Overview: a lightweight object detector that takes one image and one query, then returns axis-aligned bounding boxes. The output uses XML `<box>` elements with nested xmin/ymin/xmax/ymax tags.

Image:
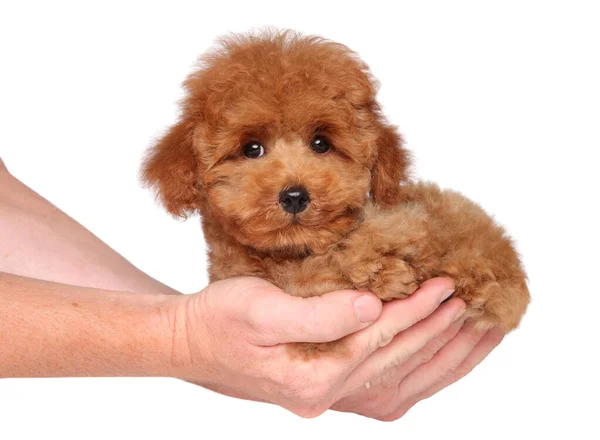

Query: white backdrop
<box><xmin>1</xmin><ymin>1</ymin><xmax>599</xmax><ymax>439</ymax></box>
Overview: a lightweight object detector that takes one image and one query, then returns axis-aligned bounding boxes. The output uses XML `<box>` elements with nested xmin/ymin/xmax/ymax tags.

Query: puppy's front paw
<box><xmin>288</xmin><ymin>340</ymin><xmax>351</xmax><ymax>359</ymax></box>
<box><xmin>346</xmin><ymin>257</ymin><xmax>420</xmax><ymax>301</ymax></box>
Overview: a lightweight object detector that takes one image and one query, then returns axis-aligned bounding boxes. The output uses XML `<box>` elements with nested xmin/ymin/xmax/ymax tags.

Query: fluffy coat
<box><xmin>142</xmin><ymin>30</ymin><xmax>530</xmax><ymax>347</ymax></box>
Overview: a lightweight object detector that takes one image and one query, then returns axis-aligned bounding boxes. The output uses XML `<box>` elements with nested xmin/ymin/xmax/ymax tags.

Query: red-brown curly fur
<box><xmin>143</xmin><ymin>30</ymin><xmax>529</xmax><ymax>338</ymax></box>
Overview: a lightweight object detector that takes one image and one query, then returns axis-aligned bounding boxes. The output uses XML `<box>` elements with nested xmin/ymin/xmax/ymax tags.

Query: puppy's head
<box><xmin>143</xmin><ymin>30</ymin><xmax>410</xmax><ymax>254</ymax></box>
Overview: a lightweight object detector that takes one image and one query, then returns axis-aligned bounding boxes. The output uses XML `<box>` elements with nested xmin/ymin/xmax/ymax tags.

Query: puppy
<box><xmin>143</xmin><ymin>30</ymin><xmax>530</xmax><ymax>347</ymax></box>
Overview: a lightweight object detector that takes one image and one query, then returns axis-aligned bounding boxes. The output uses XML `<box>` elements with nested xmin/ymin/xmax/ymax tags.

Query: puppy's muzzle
<box><xmin>279</xmin><ymin>186</ymin><xmax>310</xmax><ymax>214</ymax></box>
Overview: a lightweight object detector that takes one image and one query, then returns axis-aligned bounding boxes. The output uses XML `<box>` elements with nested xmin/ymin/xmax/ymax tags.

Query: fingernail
<box><xmin>441</xmin><ymin>289</ymin><xmax>455</xmax><ymax>303</ymax></box>
<box><xmin>354</xmin><ymin>295</ymin><xmax>380</xmax><ymax>323</ymax></box>
<box><xmin>453</xmin><ymin>307</ymin><xmax>466</xmax><ymax>322</ymax></box>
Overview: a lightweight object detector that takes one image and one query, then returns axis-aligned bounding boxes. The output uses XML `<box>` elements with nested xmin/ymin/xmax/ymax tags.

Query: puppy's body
<box><xmin>143</xmin><ymin>30</ymin><xmax>529</xmax><ymax>338</ymax></box>
<box><xmin>206</xmin><ymin>181</ymin><xmax>528</xmax><ymax>331</ymax></box>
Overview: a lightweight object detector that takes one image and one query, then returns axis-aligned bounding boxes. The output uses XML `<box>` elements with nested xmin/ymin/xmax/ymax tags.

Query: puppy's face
<box><xmin>143</xmin><ymin>31</ymin><xmax>410</xmax><ymax>255</ymax></box>
<box><xmin>201</xmin><ymin>125</ymin><xmax>371</xmax><ymax>254</ymax></box>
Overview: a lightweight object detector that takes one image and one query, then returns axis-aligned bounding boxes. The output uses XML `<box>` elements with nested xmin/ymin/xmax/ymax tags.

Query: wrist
<box><xmin>111</xmin><ymin>291</ymin><xmax>183</xmax><ymax>378</ymax></box>
<box><xmin>159</xmin><ymin>292</ymin><xmax>213</xmax><ymax>383</ymax></box>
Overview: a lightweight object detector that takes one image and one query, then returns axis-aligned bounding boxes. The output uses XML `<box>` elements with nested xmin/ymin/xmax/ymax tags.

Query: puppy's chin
<box><xmin>221</xmin><ymin>208</ymin><xmax>363</xmax><ymax>257</ymax></box>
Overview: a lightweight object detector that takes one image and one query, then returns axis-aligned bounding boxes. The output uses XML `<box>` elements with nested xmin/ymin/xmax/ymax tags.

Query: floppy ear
<box><xmin>141</xmin><ymin>118</ymin><xmax>200</xmax><ymax>218</ymax></box>
<box><xmin>370</xmin><ymin>123</ymin><xmax>411</xmax><ymax>208</ymax></box>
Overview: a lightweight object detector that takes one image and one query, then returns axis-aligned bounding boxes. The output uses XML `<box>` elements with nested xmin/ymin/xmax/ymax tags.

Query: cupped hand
<box><xmin>331</xmin><ymin>319</ymin><xmax>505</xmax><ymax>420</ymax></box>
<box><xmin>166</xmin><ymin>276</ymin><xmax>471</xmax><ymax>418</ymax></box>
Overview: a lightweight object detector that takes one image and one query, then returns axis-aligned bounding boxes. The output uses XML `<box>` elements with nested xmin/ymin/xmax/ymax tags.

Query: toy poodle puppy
<box><xmin>142</xmin><ymin>30</ymin><xmax>530</xmax><ymax>346</ymax></box>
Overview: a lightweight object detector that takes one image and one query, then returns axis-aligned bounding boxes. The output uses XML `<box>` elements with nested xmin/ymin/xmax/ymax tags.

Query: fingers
<box><xmin>347</xmin><ymin>278</ymin><xmax>455</xmax><ymax>362</ymax></box>
<box><xmin>342</xmin><ymin>296</ymin><xmax>465</xmax><ymax>394</ymax></box>
<box><xmin>379</xmin><ymin>313</ymin><xmax>466</xmax><ymax>388</ymax></box>
<box><xmin>330</xmin><ymin>317</ymin><xmax>466</xmax><ymax>418</ymax></box>
<box><xmin>394</xmin><ymin>320</ymin><xmax>487</xmax><ymax>397</ymax></box>
<box><xmin>409</xmin><ymin>325</ymin><xmax>505</xmax><ymax>400</ymax></box>
<box><xmin>248</xmin><ymin>288</ymin><xmax>383</xmax><ymax>345</ymax></box>
<box><xmin>379</xmin><ymin>324</ymin><xmax>504</xmax><ymax>421</ymax></box>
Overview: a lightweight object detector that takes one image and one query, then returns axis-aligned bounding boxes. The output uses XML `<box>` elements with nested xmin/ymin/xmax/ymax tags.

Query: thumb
<box><xmin>250</xmin><ymin>289</ymin><xmax>383</xmax><ymax>346</ymax></box>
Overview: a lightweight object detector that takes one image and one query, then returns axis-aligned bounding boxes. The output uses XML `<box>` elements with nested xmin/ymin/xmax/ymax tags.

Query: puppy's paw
<box><xmin>346</xmin><ymin>257</ymin><xmax>420</xmax><ymax>301</ymax></box>
<box><xmin>288</xmin><ymin>340</ymin><xmax>350</xmax><ymax>360</ymax></box>
<box><xmin>450</xmin><ymin>276</ymin><xmax>530</xmax><ymax>332</ymax></box>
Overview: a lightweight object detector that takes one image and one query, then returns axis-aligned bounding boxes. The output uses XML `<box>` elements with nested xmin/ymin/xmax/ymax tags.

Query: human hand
<box><xmin>165</xmin><ymin>276</ymin><xmax>467</xmax><ymax>418</ymax></box>
<box><xmin>331</xmin><ymin>319</ymin><xmax>505</xmax><ymax>420</ymax></box>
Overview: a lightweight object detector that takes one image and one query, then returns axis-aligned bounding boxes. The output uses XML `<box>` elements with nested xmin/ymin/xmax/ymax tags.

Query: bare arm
<box><xmin>0</xmin><ymin>159</ymin><xmax>177</xmax><ymax>295</ymax></box>
<box><xmin>0</xmin><ymin>272</ymin><xmax>176</xmax><ymax>378</ymax></box>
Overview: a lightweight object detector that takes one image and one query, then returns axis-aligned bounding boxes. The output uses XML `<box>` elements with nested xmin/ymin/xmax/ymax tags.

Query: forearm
<box><xmin>0</xmin><ymin>272</ymin><xmax>180</xmax><ymax>378</ymax></box>
<box><xmin>0</xmin><ymin>165</ymin><xmax>178</xmax><ymax>296</ymax></box>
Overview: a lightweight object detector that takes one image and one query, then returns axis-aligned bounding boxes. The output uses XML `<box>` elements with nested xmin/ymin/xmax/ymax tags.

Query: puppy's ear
<box><xmin>370</xmin><ymin>123</ymin><xmax>411</xmax><ymax>208</ymax></box>
<box><xmin>142</xmin><ymin>118</ymin><xmax>200</xmax><ymax>218</ymax></box>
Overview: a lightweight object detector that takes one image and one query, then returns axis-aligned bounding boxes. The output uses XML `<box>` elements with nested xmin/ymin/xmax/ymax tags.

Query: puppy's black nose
<box><xmin>279</xmin><ymin>186</ymin><xmax>310</xmax><ymax>214</ymax></box>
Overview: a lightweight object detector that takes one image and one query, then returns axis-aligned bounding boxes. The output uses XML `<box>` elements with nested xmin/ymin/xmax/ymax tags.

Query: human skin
<box><xmin>0</xmin><ymin>157</ymin><xmax>504</xmax><ymax>420</ymax></box>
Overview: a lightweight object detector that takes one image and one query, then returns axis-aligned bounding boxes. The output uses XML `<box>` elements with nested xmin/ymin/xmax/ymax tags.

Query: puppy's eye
<box><xmin>242</xmin><ymin>141</ymin><xmax>265</xmax><ymax>159</ymax></box>
<box><xmin>310</xmin><ymin>136</ymin><xmax>331</xmax><ymax>154</ymax></box>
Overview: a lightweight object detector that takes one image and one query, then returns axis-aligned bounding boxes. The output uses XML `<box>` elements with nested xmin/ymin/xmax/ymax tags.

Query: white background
<box><xmin>1</xmin><ymin>1</ymin><xmax>599</xmax><ymax>439</ymax></box>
